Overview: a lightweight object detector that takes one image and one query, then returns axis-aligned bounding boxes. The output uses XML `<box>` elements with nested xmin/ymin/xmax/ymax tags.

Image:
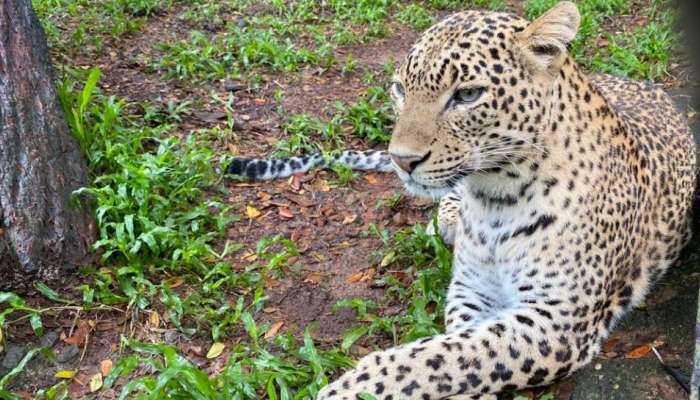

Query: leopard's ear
<box><xmin>516</xmin><ymin>1</ymin><xmax>580</xmax><ymax>74</ymax></box>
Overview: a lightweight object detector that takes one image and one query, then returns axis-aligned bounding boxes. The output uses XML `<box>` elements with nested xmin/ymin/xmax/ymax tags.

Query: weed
<box><xmin>276</xmin><ymin>114</ymin><xmax>323</xmax><ymax>156</ymax></box>
<box><xmin>397</xmin><ymin>4</ymin><xmax>436</xmax><ymax>30</ymax></box>
<box><xmin>108</xmin><ymin>327</ymin><xmax>353</xmax><ymax>399</ymax></box>
<box><xmin>342</xmin><ymin>86</ymin><xmax>394</xmax><ymax>143</ymax></box>
<box><xmin>377</xmin><ymin>192</ymin><xmax>403</xmax><ymax>210</ymax></box>
<box><xmin>342</xmin><ymin>54</ymin><xmax>359</xmax><ymax>75</ymax></box>
<box><xmin>331</xmin><ymin>163</ymin><xmax>357</xmax><ymax>185</ymax></box>
<box><xmin>155</xmin><ymin>25</ymin><xmax>327</xmax><ymax>82</ymax></box>
<box><xmin>337</xmin><ymin>223</ymin><xmax>453</xmax><ymax>347</ymax></box>
<box><xmin>591</xmin><ymin>7</ymin><xmax>677</xmax><ymax>80</ymax></box>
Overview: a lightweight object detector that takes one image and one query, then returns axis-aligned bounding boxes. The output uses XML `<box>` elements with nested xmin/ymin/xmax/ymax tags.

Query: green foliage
<box><xmin>109</xmin><ymin>327</ymin><xmax>353</xmax><ymax>399</ymax></box>
<box><xmin>342</xmin><ymin>86</ymin><xmax>394</xmax><ymax>143</ymax></box>
<box><xmin>397</xmin><ymin>4</ymin><xmax>436</xmax><ymax>30</ymax></box>
<box><xmin>336</xmin><ymin>223</ymin><xmax>453</xmax><ymax>348</ymax></box>
<box><xmin>32</xmin><ymin>0</ymin><xmax>170</xmax><ymax>54</ymax></box>
<box><xmin>524</xmin><ymin>0</ymin><xmax>630</xmax><ymax>62</ymax></box>
<box><xmin>331</xmin><ymin>163</ymin><xmax>357</xmax><ymax>186</ymax></box>
<box><xmin>155</xmin><ymin>26</ymin><xmax>326</xmax><ymax>81</ymax></box>
<box><xmin>523</xmin><ymin>0</ymin><xmax>677</xmax><ymax>81</ymax></box>
<box><xmin>0</xmin><ymin>347</ymin><xmax>50</xmax><ymax>391</ymax></box>
<box><xmin>0</xmin><ymin>293</ymin><xmax>44</xmax><ymax>337</ymax></box>
<box><xmin>590</xmin><ymin>7</ymin><xmax>677</xmax><ymax>80</ymax></box>
<box><xmin>275</xmin><ymin>114</ymin><xmax>324</xmax><ymax>156</ymax></box>
<box><xmin>58</xmin><ymin>69</ymin><xmax>238</xmax><ymax>318</ymax></box>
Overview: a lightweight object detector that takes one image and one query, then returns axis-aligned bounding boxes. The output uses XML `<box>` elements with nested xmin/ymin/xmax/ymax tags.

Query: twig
<box><xmin>5</xmin><ymin>304</ymin><xmax>126</xmax><ymax>325</ymax></box>
<box><xmin>652</xmin><ymin>346</ymin><xmax>690</xmax><ymax>394</ymax></box>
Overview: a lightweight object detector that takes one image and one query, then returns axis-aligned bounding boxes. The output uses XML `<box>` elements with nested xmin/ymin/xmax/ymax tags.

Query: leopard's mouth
<box><xmin>395</xmin><ymin>173</ymin><xmax>457</xmax><ymax>200</ymax></box>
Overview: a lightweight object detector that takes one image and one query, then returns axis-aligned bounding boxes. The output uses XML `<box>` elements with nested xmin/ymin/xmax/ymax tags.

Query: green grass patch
<box><xmin>524</xmin><ymin>0</ymin><xmax>679</xmax><ymax>81</ymax></box>
<box><xmin>336</xmin><ymin>223</ymin><xmax>453</xmax><ymax>348</ymax></box>
<box><xmin>590</xmin><ymin>3</ymin><xmax>678</xmax><ymax>80</ymax></box>
<box><xmin>33</xmin><ymin>0</ymin><xmax>173</xmax><ymax>56</ymax></box>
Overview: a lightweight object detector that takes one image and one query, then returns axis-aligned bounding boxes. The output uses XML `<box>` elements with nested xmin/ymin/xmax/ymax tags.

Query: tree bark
<box><xmin>0</xmin><ymin>0</ymin><xmax>96</xmax><ymax>290</ymax></box>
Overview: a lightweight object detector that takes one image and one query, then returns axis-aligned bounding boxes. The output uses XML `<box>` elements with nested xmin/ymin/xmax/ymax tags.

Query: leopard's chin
<box><xmin>401</xmin><ymin>178</ymin><xmax>452</xmax><ymax>200</ymax></box>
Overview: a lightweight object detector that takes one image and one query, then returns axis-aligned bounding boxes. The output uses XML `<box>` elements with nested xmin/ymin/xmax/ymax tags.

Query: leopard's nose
<box><xmin>390</xmin><ymin>151</ymin><xmax>431</xmax><ymax>174</ymax></box>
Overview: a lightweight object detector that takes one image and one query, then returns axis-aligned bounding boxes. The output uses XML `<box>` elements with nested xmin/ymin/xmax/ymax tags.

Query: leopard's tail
<box><xmin>225</xmin><ymin>150</ymin><xmax>394</xmax><ymax>180</ymax></box>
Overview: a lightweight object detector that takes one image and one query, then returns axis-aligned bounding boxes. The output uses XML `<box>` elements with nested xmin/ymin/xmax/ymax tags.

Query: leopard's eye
<box><xmin>391</xmin><ymin>81</ymin><xmax>405</xmax><ymax>100</ymax></box>
<box><xmin>452</xmin><ymin>87</ymin><xmax>485</xmax><ymax>105</ymax></box>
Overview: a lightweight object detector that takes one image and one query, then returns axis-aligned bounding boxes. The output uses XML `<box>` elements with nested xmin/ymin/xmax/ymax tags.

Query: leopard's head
<box><xmin>388</xmin><ymin>1</ymin><xmax>580</xmax><ymax>198</ymax></box>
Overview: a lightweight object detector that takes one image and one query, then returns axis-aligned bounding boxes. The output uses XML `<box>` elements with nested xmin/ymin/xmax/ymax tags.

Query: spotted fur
<box><xmin>226</xmin><ymin>150</ymin><xmax>393</xmax><ymax>180</ymax></box>
<box><xmin>319</xmin><ymin>2</ymin><xmax>696</xmax><ymax>399</ymax></box>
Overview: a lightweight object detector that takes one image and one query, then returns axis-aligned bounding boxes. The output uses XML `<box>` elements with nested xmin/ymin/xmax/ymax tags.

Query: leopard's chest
<box><xmin>453</xmin><ymin>200</ymin><xmax>548</xmax><ymax>269</ymax></box>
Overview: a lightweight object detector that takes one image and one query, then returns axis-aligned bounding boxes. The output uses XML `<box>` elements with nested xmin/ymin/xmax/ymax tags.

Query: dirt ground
<box><xmin>1</xmin><ymin>1</ymin><xmax>697</xmax><ymax>398</ymax></box>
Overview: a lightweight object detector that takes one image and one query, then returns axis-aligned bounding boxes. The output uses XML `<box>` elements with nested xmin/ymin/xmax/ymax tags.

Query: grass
<box><xmin>524</xmin><ymin>0</ymin><xmax>679</xmax><ymax>80</ymax></box>
<box><xmin>0</xmin><ymin>0</ymin><xmax>686</xmax><ymax>398</ymax></box>
<box><xmin>590</xmin><ymin>2</ymin><xmax>678</xmax><ymax>80</ymax></box>
<box><xmin>32</xmin><ymin>0</ymin><xmax>173</xmax><ymax>57</ymax></box>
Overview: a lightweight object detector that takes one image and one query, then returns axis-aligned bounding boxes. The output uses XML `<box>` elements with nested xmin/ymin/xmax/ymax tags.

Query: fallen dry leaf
<box><xmin>290</xmin><ymin>174</ymin><xmax>302</xmax><ymax>191</ymax></box>
<box><xmin>64</xmin><ymin>321</ymin><xmax>90</xmax><ymax>346</ymax></box>
<box><xmin>346</xmin><ymin>271</ymin><xmax>364</xmax><ymax>284</ymax></box>
<box><xmin>304</xmin><ymin>272</ymin><xmax>324</xmax><ymax>284</ymax></box>
<box><xmin>100</xmin><ymin>359</ymin><xmax>113</xmax><ymax>376</ymax></box>
<box><xmin>317</xmin><ymin>179</ymin><xmax>331</xmax><ymax>192</ymax></box>
<box><xmin>342</xmin><ymin>214</ymin><xmax>358</xmax><ymax>225</ymax></box>
<box><xmin>207</xmin><ymin>342</ymin><xmax>226</xmax><ymax>359</ymax></box>
<box><xmin>257</xmin><ymin>192</ymin><xmax>272</xmax><ymax>202</ymax></box>
<box><xmin>278</xmin><ymin>207</ymin><xmax>294</xmax><ymax>219</ymax></box>
<box><xmin>602</xmin><ymin>337</ymin><xmax>621</xmax><ymax>354</ymax></box>
<box><xmin>232</xmin><ymin>182</ymin><xmax>260</xmax><ymax>188</ymax></box>
<box><xmin>380</xmin><ymin>251</ymin><xmax>396</xmax><ymax>268</ymax></box>
<box><xmin>55</xmin><ymin>370</ymin><xmax>77</xmax><ymax>379</ymax></box>
<box><xmin>246</xmin><ymin>205</ymin><xmax>262</xmax><ymax>219</ymax></box>
<box><xmin>89</xmin><ymin>373</ymin><xmax>103</xmax><ymax>392</ymax></box>
<box><xmin>149</xmin><ymin>311</ymin><xmax>161</xmax><ymax>328</ymax></box>
<box><xmin>626</xmin><ymin>344</ymin><xmax>652</xmax><ymax>359</ymax></box>
<box><xmin>166</xmin><ymin>277</ymin><xmax>184</xmax><ymax>289</ymax></box>
<box><xmin>360</xmin><ymin>268</ymin><xmax>376</xmax><ymax>282</ymax></box>
<box><xmin>364</xmin><ymin>174</ymin><xmax>379</xmax><ymax>184</ymax></box>
<box><xmin>264</xmin><ymin>321</ymin><xmax>284</xmax><ymax>339</ymax></box>
<box><xmin>285</xmin><ymin>194</ymin><xmax>315</xmax><ymax>207</ymax></box>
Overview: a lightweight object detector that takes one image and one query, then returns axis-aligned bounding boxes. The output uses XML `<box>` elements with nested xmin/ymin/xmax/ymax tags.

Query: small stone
<box><xmin>40</xmin><ymin>329</ymin><xmax>60</xmax><ymax>348</ymax></box>
<box><xmin>232</xmin><ymin>119</ymin><xmax>245</xmax><ymax>131</ymax></box>
<box><xmin>594</xmin><ymin>363</ymin><xmax>602</xmax><ymax>370</ymax></box>
<box><xmin>164</xmin><ymin>331</ymin><xmax>179</xmax><ymax>345</ymax></box>
<box><xmin>224</xmin><ymin>81</ymin><xmax>244</xmax><ymax>92</ymax></box>
<box><xmin>233</xmin><ymin>17</ymin><xmax>247</xmax><ymax>29</ymax></box>
<box><xmin>1</xmin><ymin>343</ymin><xmax>26</xmax><ymax>369</ymax></box>
<box><xmin>56</xmin><ymin>345</ymin><xmax>80</xmax><ymax>363</ymax></box>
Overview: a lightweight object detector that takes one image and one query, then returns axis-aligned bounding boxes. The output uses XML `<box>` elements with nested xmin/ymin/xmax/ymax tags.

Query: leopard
<box><xmin>315</xmin><ymin>2</ymin><xmax>696</xmax><ymax>399</ymax></box>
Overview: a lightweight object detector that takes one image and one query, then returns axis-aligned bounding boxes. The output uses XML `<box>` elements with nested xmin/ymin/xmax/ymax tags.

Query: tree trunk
<box><xmin>0</xmin><ymin>0</ymin><xmax>96</xmax><ymax>290</ymax></box>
